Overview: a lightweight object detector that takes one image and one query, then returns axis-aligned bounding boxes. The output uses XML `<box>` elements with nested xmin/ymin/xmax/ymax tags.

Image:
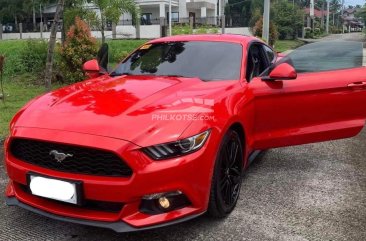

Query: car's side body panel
<box><xmin>249</xmin><ymin>67</ymin><xmax>366</xmax><ymax>149</ymax></box>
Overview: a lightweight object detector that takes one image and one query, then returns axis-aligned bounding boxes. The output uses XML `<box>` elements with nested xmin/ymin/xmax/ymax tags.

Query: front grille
<box><xmin>10</xmin><ymin>138</ymin><xmax>133</xmax><ymax>177</ymax></box>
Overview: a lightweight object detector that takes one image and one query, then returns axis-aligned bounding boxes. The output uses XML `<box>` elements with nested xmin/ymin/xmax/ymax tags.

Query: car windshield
<box><xmin>111</xmin><ymin>41</ymin><xmax>242</xmax><ymax>81</ymax></box>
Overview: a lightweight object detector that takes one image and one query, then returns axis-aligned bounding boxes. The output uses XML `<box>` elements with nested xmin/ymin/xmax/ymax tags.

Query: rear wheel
<box><xmin>207</xmin><ymin>129</ymin><xmax>243</xmax><ymax>218</ymax></box>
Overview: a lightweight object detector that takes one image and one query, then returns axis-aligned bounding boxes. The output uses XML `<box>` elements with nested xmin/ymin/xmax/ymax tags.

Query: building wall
<box><xmin>115</xmin><ymin>25</ymin><xmax>136</xmax><ymax>38</ymax></box>
<box><xmin>140</xmin><ymin>25</ymin><xmax>161</xmax><ymax>38</ymax></box>
<box><xmin>139</xmin><ymin>5</ymin><xmax>179</xmax><ymax>19</ymax></box>
<box><xmin>224</xmin><ymin>27</ymin><xmax>252</xmax><ymax>36</ymax></box>
<box><xmin>1</xmin><ymin>32</ymin><xmax>62</xmax><ymax>40</ymax></box>
<box><xmin>1</xmin><ymin>27</ymin><xmax>252</xmax><ymax>40</ymax></box>
<box><xmin>140</xmin><ymin>6</ymin><xmax>161</xmax><ymax>19</ymax></box>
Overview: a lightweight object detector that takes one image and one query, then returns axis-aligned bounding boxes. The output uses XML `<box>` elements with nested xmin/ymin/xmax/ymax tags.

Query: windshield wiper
<box><xmin>110</xmin><ymin>72</ymin><xmax>133</xmax><ymax>77</ymax></box>
<box><xmin>160</xmin><ymin>75</ymin><xmax>207</xmax><ymax>81</ymax></box>
<box><xmin>160</xmin><ymin>74</ymin><xmax>187</xmax><ymax>78</ymax></box>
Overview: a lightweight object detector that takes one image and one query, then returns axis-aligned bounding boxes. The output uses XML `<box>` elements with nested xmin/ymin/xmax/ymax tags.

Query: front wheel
<box><xmin>207</xmin><ymin>129</ymin><xmax>243</xmax><ymax>218</ymax></box>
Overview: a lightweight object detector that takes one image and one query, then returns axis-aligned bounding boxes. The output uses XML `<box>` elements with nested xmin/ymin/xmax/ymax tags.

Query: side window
<box><xmin>263</xmin><ymin>45</ymin><xmax>276</xmax><ymax>64</ymax></box>
<box><xmin>282</xmin><ymin>41</ymin><xmax>363</xmax><ymax>73</ymax></box>
<box><xmin>246</xmin><ymin>44</ymin><xmax>271</xmax><ymax>82</ymax></box>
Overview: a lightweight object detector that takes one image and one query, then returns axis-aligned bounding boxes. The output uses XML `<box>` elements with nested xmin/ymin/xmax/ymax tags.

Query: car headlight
<box><xmin>142</xmin><ymin>130</ymin><xmax>211</xmax><ymax>160</ymax></box>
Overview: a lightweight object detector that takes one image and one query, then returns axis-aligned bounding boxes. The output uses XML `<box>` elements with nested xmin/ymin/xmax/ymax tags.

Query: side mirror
<box><xmin>83</xmin><ymin>59</ymin><xmax>100</xmax><ymax>79</ymax></box>
<box><xmin>262</xmin><ymin>63</ymin><xmax>297</xmax><ymax>81</ymax></box>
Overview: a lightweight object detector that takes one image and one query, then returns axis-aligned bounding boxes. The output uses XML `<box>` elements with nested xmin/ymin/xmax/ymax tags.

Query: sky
<box><xmin>344</xmin><ymin>0</ymin><xmax>365</xmax><ymax>7</ymax></box>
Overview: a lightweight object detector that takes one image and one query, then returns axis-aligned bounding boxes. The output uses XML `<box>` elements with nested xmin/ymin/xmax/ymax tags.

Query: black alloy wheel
<box><xmin>208</xmin><ymin>129</ymin><xmax>243</xmax><ymax>218</ymax></box>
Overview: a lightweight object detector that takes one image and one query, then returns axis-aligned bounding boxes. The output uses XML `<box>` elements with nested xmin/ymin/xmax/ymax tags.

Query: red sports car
<box><xmin>4</xmin><ymin>34</ymin><xmax>366</xmax><ymax>232</ymax></box>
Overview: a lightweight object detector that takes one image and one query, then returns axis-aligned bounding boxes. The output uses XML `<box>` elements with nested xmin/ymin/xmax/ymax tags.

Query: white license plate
<box><xmin>29</xmin><ymin>175</ymin><xmax>79</xmax><ymax>204</ymax></box>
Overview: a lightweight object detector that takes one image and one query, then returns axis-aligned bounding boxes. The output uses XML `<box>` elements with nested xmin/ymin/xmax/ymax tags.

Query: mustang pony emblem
<box><xmin>49</xmin><ymin>150</ymin><xmax>73</xmax><ymax>163</ymax></box>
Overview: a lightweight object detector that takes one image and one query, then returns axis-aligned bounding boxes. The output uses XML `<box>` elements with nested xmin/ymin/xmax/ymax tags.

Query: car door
<box><xmin>248</xmin><ymin>41</ymin><xmax>366</xmax><ymax>150</ymax></box>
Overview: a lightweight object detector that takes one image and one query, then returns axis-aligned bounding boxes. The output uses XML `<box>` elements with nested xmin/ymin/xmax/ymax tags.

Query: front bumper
<box><xmin>5</xmin><ymin>197</ymin><xmax>204</xmax><ymax>232</ymax></box>
<box><xmin>4</xmin><ymin>127</ymin><xmax>218</xmax><ymax>229</ymax></box>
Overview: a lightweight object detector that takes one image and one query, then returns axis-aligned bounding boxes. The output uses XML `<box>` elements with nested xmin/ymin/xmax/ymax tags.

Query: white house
<box><xmin>121</xmin><ymin>0</ymin><xmax>219</xmax><ymax>25</ymax></box>
<box><xmin>43</xmin><ymin>1</ymin><xmax>221</xmax><ymax>26</ymax></box>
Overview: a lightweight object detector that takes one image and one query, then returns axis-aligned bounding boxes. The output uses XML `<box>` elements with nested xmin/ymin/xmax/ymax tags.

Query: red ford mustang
<box><xmin>4</xmin><ymin>34</ymin><xmax>366</xmax><ymax>232</ymax></box>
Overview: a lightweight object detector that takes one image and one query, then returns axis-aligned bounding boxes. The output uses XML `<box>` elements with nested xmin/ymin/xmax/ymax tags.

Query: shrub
<box><xmin>249</xmin><ymin>8</ymin><xmax>262</xmax><ymax>28</ymax></box>
<box><xmin>59</xmin><ymin>17</ymin><xmax>98</xmax><ymax>82</ymax></box>
<box><xmin>208</xmin><ymin>27</ymin><xmax>219</xmax><ymax>34</ymax></box>
<box><xmin>0</xmin><ymin>41</ymin><xmax>29</xmax><ymax>76</ymax></box>
<box><xmin>20</xmin><ymin>40</ymin><xmax>48</xmax><ymax>75</ymax></box>
<box><xmin>195</xmin><ymin>25</ymin><xmax>219</xmax><ymax>34</ymax></box>
<box><xmin>272</xmin><ymin>1</ymin><xmax>303</xmax><ymax>40</ymax></box>
<box><xmin>277</xmin><ymin>26</ymin><xmax>294</xmax><ymax>40</ymax></box>
<box><xmin>253</xmin><ymin>18</ymin><xmax>278</xmax><ymax>46</ymax></box>
<box><xmin>172</xmin><ymin>24</ymin><xmax>219</xmax><ymax>35</ymax></box>
<box><xmin>172</xmin><ymin>24</ymin><xmax>193</xmax><ymax>35</ymax></box>
<box><xmin>330</xmin><ymin>26</ymin><xmax>342</xmax><ymax>34</ymax></box>
<box><xmin>313</xmin><ymin>28</ymin><xmax>321</xmax><ymax>36</ymax></box>
<box><xmin>304</xmin><ymin>27</ymin><xmax>313</xmax><ymax>38</ymax></box>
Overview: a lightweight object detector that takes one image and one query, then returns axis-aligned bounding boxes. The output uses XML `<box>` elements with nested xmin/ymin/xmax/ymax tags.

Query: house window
<box><xmin>167</xmin><ymin>12</ymin><xmax>179</xmax><ymax>23</ymax></box>
<box><xmin>141</xmin><ymin>13</ymin><xmax>152</xmax><ymax>25</ymax></box>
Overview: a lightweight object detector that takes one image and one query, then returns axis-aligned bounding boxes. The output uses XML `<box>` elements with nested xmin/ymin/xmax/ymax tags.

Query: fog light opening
<box><xmin>140</xmin><ymin>190</ymin><xmax>191</xmax><ymax>215</ymax></box>
<box><xmin>158</xmin><ymin>197</ymin><xmax>170</xmax><ymax>209</ymax></box>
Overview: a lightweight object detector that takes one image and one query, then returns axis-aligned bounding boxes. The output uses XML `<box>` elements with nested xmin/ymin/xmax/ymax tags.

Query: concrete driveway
<box><xmin>319</xmin><ymin>32</ymin><xmax>365</xmax><ymax>42</ymax></box>
<box><xmin>1</xmin><ymin>127</ymin><xmax>365</xmax><ymax>241</ymax></box>
<box><xmin>299</xmin><ymin>32</ymin><xmax>365</xmax><ymax>43</ymax></box>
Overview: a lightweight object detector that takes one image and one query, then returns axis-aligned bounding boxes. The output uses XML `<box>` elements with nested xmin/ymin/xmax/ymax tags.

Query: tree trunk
<box><xmin>44</xmin><ymin>0</ymin><xmax>64</xmax><ymax>92</ymax></box>
<box><xmin>61</xmin><ymin>10</ymin><xmax>65</xmax><ymax>44</ymax></box>
<box><xmin>14</xmin><ymin>15</ymin><xmax>18</xmax><ymax>31</ymax></box>
<box><xmin>101</xmin><ymin>25</ymin><xmax>105</xmax><ymax>44</ymax></box>
<box><xmin>101</xmin><ymin>12</ymin><xmax>105</xmax><ymax>44</ymax></box>
<box><xmin>33</xmin><ymin>2</ymin><xmax>36</xmax><ymax>31</ymax></box>
<box><xmin>321</xmin><ymin>2</ymin><xmax>325</xmax><ymax>29</ymax></box>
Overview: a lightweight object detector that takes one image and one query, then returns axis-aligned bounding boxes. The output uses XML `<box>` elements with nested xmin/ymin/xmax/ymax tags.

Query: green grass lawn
<box><xmin>274</xmin><ymin>39</ymin><xmax>305</xmax><ymax>53</ymax></box>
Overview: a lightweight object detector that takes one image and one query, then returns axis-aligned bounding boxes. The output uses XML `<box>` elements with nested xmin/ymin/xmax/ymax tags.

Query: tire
<box><xmin>207</xmin><ymin>129</ymin><xmax>243</xmax><ymax>218</ymax></box>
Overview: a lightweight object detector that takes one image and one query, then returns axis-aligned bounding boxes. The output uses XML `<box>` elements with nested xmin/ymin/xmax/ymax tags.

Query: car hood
<box><xmin>13</xmin><ymin>75</ymin><xmax>234</xmax><ymax>146</ymax></box>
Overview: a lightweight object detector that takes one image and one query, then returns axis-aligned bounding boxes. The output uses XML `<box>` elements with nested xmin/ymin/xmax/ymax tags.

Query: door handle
<box><xmin>348</xmin><ymin>82</ymin><xmax>366</xmax><ymax>88</ymax></box>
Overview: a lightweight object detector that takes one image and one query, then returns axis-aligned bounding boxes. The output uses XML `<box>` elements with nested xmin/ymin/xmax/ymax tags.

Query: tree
<box><xmin>31</xmin><ymin>0</ymin><xmax>56</xmax><ymax>31</ymax></box>
<box><xmin>0</xmin><ymin>0</ymin><xmax>26</xmax><ymax>29</ymax></box>
<box><xmin>225</xmin><ymin>0</ymin><xmax>253</xmax><ymax>26</ymax></box>
<box><xmin>253</xmin><ymin>17</ymin><xmax>278</xmax><ymax>46</ymax></box>
<box><xmin>272</xmin><ymin>1</ymin><xmax>304</xmax><ymax>40</ymax></box>
<box><xmin>44</xmin><ymin>0</ymin><xmax>64</xmax><ymax>91</ymax></box>
<box><xmin>0</xmin><ymin>0</ymin><xmax>56</xmax><ymax>30</ymax></box>
<box><xmin>60</xmin><ymin>17</ymin><xmax>98</xmax><ymax>82</ymax></box>
<box><xmin>82</xmin><ymin>0</ymin><xmax>140</xmax><ymax>44</ymax></box>
<box><xmin>356</xmin><ymin>5</ymin><xmax>366</xmax><ymax>25</ymax></box>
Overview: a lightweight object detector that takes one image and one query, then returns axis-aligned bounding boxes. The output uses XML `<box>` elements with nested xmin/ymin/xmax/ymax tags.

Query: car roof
<box><xmin>148</xmin><ymin>34</ymin><xmax>259</xmax><ymax>44</ymax></box>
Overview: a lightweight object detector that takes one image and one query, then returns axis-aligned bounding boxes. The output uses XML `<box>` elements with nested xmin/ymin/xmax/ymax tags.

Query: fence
<box><xmin>0</xmin><ymin>16</ymin><xmax>251</xmax><ymax>40</ymax></box>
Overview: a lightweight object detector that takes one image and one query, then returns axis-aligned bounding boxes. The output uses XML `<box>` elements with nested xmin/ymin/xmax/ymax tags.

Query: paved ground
<box><xmin>299</xmin><ymin>32</ymin><xmax>365</xmax><ymax>43</ymax></box>
<box><xmin>284</xmin><ymin>32</ymin><xmax>366</xmax><ymax>55</ymax></box>
<box><xmin>0</xmin><ymin>127</ymin><xmax>365</xmax><ymax>241</ymax></box>
<box><xmin>319</xmin><ymin>32</ymin><xmax>365</xmax><ymax>42</ymax></box>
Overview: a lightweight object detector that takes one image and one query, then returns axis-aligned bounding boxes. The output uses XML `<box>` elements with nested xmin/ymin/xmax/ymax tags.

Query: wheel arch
<box><xmin>227</xmin><ymin>122</ymin><xmax>247</xmax><ymax>167</ymax></box>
